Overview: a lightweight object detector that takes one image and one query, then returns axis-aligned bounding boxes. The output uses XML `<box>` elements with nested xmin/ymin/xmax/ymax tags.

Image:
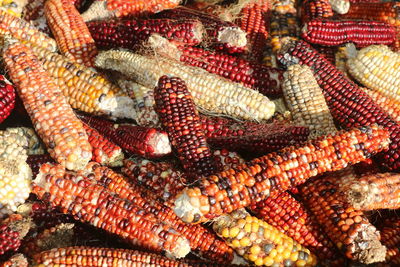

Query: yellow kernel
<box><xmin>248</xmin><ymin>254</ymin><xmax>258</xmax><ymax>262</ymax></box>
<box><xmin>290</xmin><ymin>251</ymin><xmax>299</xmax><ymax>261</ymax></box>
<box><xmin>250</xmin><ymin>245</ymin><xmax>261</xmax><ymax>255</ymax></box>
<box><xmin>274</xmin><ymin>253</ymin><xmax>283</xmax><ymax>263</ymax></box>
<box><xmin>246</xmin><ymin>215</ymin><xmax>253</xmax><ymax>223</ymax></box>
<box><xmin>269</xmin><ymin>249</ymin><xmax>277</xmax><ymax>258</ymax></box>
<box><xmin>254</xmin><ymin>258</ymin><xmax>264</xmax><ymax>266</ymax></box>
<box><xmin>276</xmin><ymin>245</ymin><xmax>285</xmax><ymax>253</ymax></box>
<box><xmin>230</xmin><ymin>227</ymin><xmax>240</xmax><ymax>238</ymax></box>
<box><xmin>221</xmin><ymin>228</ymin><xmax>230</xmax><ymax>238</ymax></box>
<box><xmin>296</xmin><ymin>259</ymin><xmax>307</xmax><ymax>267</ymax></box>
<box><xmin>252</xmin><ymin>222</ymin><xmax>259</xmax><ymax>233</ymax></box>
<box><xmin>238</xmin><ymin>219</ymin><xmax>246</xmax><ymax>227</ymax></box>
<box><xmin>240</xmin><ymin>237</ymin><xmax>251</xmax><ymax>247</ymax></box>
<box><xmin>283</xmin><ymin>249</ymin><xmax>291</xmax><ymax>259</ymax></box>
<box><xmin>244</xmin><ymin>223</ymin><xmax>252</xmax><ymax>233</ymax></box>
<box><xmin>232</xmin><ymin>239</ymin><xmax>240</xmax><ymax>248</ymax></box>
<box><xmin>263</xmin><ymin>256</ymin><xmax>274</xmax><ymax>266</ymax></box>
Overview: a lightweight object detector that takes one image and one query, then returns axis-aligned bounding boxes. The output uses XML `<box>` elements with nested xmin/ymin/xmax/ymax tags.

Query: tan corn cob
<box><xmin>283</xmin><ymin>64</ymin><xmax>337</xmax><ymax>139</ymax></box>
<box><xmin>1</xmin><ymin>127</ymin><xmax>45</xmax><ymax>155</ymax></box>
<box><xmin>95</xmin><ymin>50</ymin><xmax>276</xmax><ymax>121</ymax></box>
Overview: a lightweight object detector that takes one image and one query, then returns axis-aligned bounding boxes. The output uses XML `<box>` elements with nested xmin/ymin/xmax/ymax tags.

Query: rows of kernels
<box><xmin>269</xmin><ymin>11</ymin><xmax>300</xmax><ymax>53</ymax></box>
<box><xmin>301</xmin><ymin>0</ymin><xmax>333</xmax><ymax>23</ymax></box>
<box><xmin>363</xmin><ymin>89</ymin><xmax>400</xmax><ymax>122</ymax></box>
<box><xmin>22</xmin><ymin>0</ymin><xmax>50</xmax><ymax>34</ymax></box>
<box><xmin>27</xmin><ymin>154</ymin><xmax>54</xmax><ymax>177</ymax></box>
<box><xmin>312</xmin><ymin>45</ymin><xmax>336</xmax><ymax>64</ymax></box>
<box><xmin>270</xmin><ymin>0</ymin><xmax>296</xmax><ymax>14</ymax></box>
<box><xmin>213</xmin><ymin>209</ymin><xmax>317</xmax><ymax>266</ymax></box>
<box><xmin>4</xmin><ymin>41</ymin><xmax>92</xmax><ymax>171</ymax></box>
<box><xmin>0</xmin><ymin>76</ymin><xmax>15</xmax><ymax>124</ymax></box>
<box><xmin>0</xmin><ymin>130</ymin><xmax>28</xmax><ymax>160</ymax></box>
<box><xmin>95</xmin><ymin>50</ymin><xmax>276</xmax><ymax>121</ymax></box>
<box><xmin>0</xmin><ymin>253</ymin><xmax>27</xmax><ymax>267</ymax></box>
<box><xmin>2</xmin><ymin>127</ymin><xmax>45</xmax><ymax>155</ymax></box>
<box><xmin>0</xmin><ymin>0</ymin><xmax>24</xmax><ymax>17</ymax></box>
<box><xmin>173</xmin><ymin>125</ymin><xmax>390</xmax><ymax>223</ymax></box>
<box><xmin>335</xmin><ymin>45</ymin><xmax>351</xmax><ymax>77</ymax></box>
<box><xmin>107</xmin><ymin>0</ymin><xmax>180</xmax><ymax>18</ymax></box>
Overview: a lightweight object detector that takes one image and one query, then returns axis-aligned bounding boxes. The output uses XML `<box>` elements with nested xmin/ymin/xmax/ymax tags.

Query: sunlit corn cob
<box><xmin>363</xmin><ymin>89</ymin><xmax>400</xmax><ymax>123</ymax></box>
<box><xmin>329</xmin><ymin>0</ymin><xmax>349</xmax><ymax>14</ymax></box>
<box><xmin>0</xmin><ymin>214</ymin><xmax>32</xmax><ymax>256</ymax></box>
<box><xmin>269</xmin><ymin>11</ymin><xmax>300</xmax><ymax>53</ymax></box>
<box><xmin>283</xmin><ymin>64</ymin><xmax>337</xmax><ymax>139</ymax></box>
<box><xmin>45</xmin><ymin>0</ymin><xmax>98</xmax><ymax>67</ymax></box>
<box><xmin>1</xmin><ymin>127</ymin><xmax>45</xmax><ymax>155</ymax></box>
<box><xmin>301</xmin><ymin>0</ymin><xmax>333</xmax><ymax>23</ymax></box>
<box><xmin>213</xmin><ymin>209</ymin><xmax>317</xmax><ymax>266</ymax></box>
<box><xmin>251</xmin><ymin>191</ymin><xmax>340</xmax><ymax>260</ymax></box>
<box><xmin>278</xmin><ymin>39</ymin><xmax>400</xmax><ymax>171</ymax></box>
<box><xmin>302</xmin><ymin>19</ymin><xmax>396</xmax><ymax>48</ymax></box>
<box><xmin>300</xmin><ymin>175</ymin><xmax>386</xmax><ymax>264</ymax></box>
<box><xmin>22</xmin><ymin>0</ymin><xmax>49</xmax><ymax>34</ymax></box>
<box><xmin>78</xmin><ymin>113</ymin><xmax>171</xmax><ymax>158</ymax></box>
<box><xmin>155</xmin><ymin>76</ymin><xmax>217</xmax><ymax>180</ymax></box>
<box><xmin>173</xmin><ymin>125</ymin><xmax>390</xmax><ymax>223</ymax></box>
<box><xmin>95</xmin><ymin>50</ymin><xmax>275</xmax><ymax>121</ymax></box>
<box><xmin>0</xmin><ymin>253</ymin><xmax>28</xmax><ymax>267</ymax></box>
<box><xmin>0</xmin><ymin>0</ymin><xmax>25</xmax><ymax>17</ymax></box>
<box><xmin>3</xmin><ymin>40</ymin><xmax>92</xmax><ymax>171</ymax></box>
<box><xmin>0</xmin><ymin>76</ymin><xmax>15</xmax><ymax>124</ymax></box>
<box><xmin>33</xmin><ymin>163</ymin><xmax>190</xmax><ymax>258</ymax></box>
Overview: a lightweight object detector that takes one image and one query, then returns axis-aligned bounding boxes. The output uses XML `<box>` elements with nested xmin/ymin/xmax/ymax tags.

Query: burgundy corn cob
<box><xmin>0</xmin><ymin>76</ymin><xmax>15</xmax><ymax>124</ymax></box>
<box><xmin>27</xmin><ymin>154</ymin><xmax>55</xmax><ymax>177</ymax></box>
<box><xmin>27</xmin><ymin>201</ymin><xmax>74</xmax><ymax>230</ymax></box>
<box><xmin>23</xmin><ymin>0</ymin><xmax>50</xmax><ymax>34</ymax></box>
<box><xmin>301</xmin><ymin>0</ymin><xmax>334</xmax><ymax>23</ymax></box>
<box><xmin>302</xmin><ymin>19</ymin><xmax>396</xmax><ymax>48</ymax></box>
<box><xmin>278</xmin><ymin>39</ymin><xmax>400</xmax><ymax>171</ymax></box>
<box><xmin>313</xmin><ymin>45</ymin><xmax>335</xmax><ymax>63</ymax></box>
<box><xmin>154</xmin><ymin>76</ymin><xmax>217</xmax><ymax>180</ymax></box>
<box><xmin>78</xmin><ymin>114</ymin><xmax>171</xmax><ymax>158</ymax></box>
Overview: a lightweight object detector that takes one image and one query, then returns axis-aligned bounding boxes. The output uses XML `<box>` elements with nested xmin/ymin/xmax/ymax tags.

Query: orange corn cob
<box><xmin>0</xmin><ymin>254</ymin><xmax>28</xmax><ymax>267</ymax></box>
<box><xmin>379</xmin><ymin>218</ymin><xmax>400</xmax><ymax>264</ymax></box>
<box><xmin>363</xmin><ymin>89</ymin><xmax>400</xmax><ymax>123</ymax></box>
<box><xmin>32</xmin><ymin>163</ymin><xmax>190</xmax><ymax>258</ymax></box>
<box><xmin>173</xmin><ymin>125</ymin><xmax>390</xmax><ymax>224</ymax></box>
<box><xmin>3</xmin><ymin>40</ymin><xmax>92</xmax><ymax>171</ymax></box>
<box><xmin>45</xmin><ymin>0</ymin><xmax>98</xmax><ymax>67</ymax></box>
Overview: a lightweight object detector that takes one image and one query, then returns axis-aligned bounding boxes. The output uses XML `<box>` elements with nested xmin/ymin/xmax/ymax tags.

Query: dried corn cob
<box><xmin>173</xmin><ymin>125</ymin><xmax>390</xmax><ymax>223</ymax></box>
<box><xmin>302</xmin><ymin>19</ymin><xmax>396</xmax><ymax>48</ymax></box>
<box><xmin>95</xmin><ymin>50</ymin><xmax>275</xmax><ymax>121</ymax></box>
<box><xmin>26</xmin><ymin>201</ymin><xmax>73</xmax><ymax>230</ymax></box>
<box><xmin>3</xmin><ymin>40</ymin><xmax>92</xmax><ymax>171</ymax></box>
<box><xmin>213</xmin><ymin>209</ymin><xmax>317</xmax><ymax>266</ymax></box>
<box><xmin>277</xmin><ymin>39</ymin><xmax>400</xmax><ymax>171</ymax></box>
<box><xmin>0</xmin><ymin>253</ymin><xmax>28</xmax><ymax>267</ymax></box>
<box><xmin>27</xmin><ymin>154</ymin><xmax>54</xmax><ymax>177</ymax></box>
<box><xmin>271</xmin><ymin>0</ymin><xmax>296</xmax><ymax>14</ymax></box>
<box><xmin>313</xmin><ymin>45</ymin><xmax>336</xmax><ymax>63</ymax></box>
<box><xmin>155</xmin><ymin>76</ymin><xmax>217</xmax><ymax>180</ymax></box>
<box><xmin>45</xmin><ymin>0</ymin><xmax>97</xmax><ymax>67</ymax></box>
<box><xmin>0</xmin><ymin>0</ymin><xmax>25</xmax><ymax>17</ymax></box>
<box><xmin>269</xmin><ymin>11</ymin><xmax>300</xmax><ymax>53</ymax></box>
<box><xmin>22</xmin><ymin>0</ymin><xmax>49</xmax><ymax>34</ymax></box>
<box><xmin>0</xmin><ymin>214</ymin><xmax>32</xmax><ymax>256</ymax></box>
<box><xmin>2</xmin><ymin>127</ymin><xmax>45</xmax><ymax>155</ymax></box>
<box><xmin>363</xmin><ymin>89</ymin><xmax>400</xmax><ymax>123</ymax></box>
<box><xmin>78</xmin><ymin>114</ymin><xmax>171</xmax><ymax>158</ymax></box>
<box><xmin>301</xmin><ymin>0</ymin><xmax>333</xmax><ymax>23</ymax></box>
<box><xmin>329</xmin><ymin>0</ymin><xmax>349</xmax><ymax>14</ymax></box>
<box><xmin>33</xmin><ymin>163</ymin><xmax>190</xmax><ymax>258</ymax></box>
<box><xmin>342</xmin><ymin>2</ymin><xmax>400</xmax><ymax>26</ymax></box>
<box><xmin>300</xmin><ymin>175</ymin><xmax>386</xmax><ymax>264</ymax></box>
<box><xmin>0</xmin><ymin>76</ymin><xmax>15</xmax><ymax>124</ymax></box>
<box><xmin>335</xmin><ymin>44</ymin><xmax>351</xmax><ymax>77</ymax></box>
<box><xmin>380</xmin><ymin>218</ymin><xmax>400</xmax><ymax>263</ymax></box>
<box><xmin>282</xmin><ymin>64</ymin><xmax>337</xmax><ymax>139</ymax></box>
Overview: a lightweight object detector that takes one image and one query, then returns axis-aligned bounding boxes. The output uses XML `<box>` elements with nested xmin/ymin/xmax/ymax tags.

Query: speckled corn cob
<box><xmin>213</xmin><ymin>209</ymin><xmax>317</xmax><ymax>266</ymax></box>
<box><xmin>269</xmin><ymin>11</ymin><xmax>300</xmax><ymax>53</ymax></box>
<box><xmin>283</xmin><ymin>64</ymin><xmax>337</xmax><ymax>139</ymax></box>
<box><xmin>22</xmin><ymin>0</ymin><xmax>49</xmax><ymax>34</ymax></box>
<box><xmin>2</xmin><ymin>127</ymin><xmax>45</xmax><ymax>155</ymax></box>
<box><xmin>300</xmin><ymin>175</ymin><xmax>386</xmax><ymax>264</ymax></box>
<box><xmin>329</xmin><ymin>0</ymin><xmax>349</xmax><ymax>14</ymax></box>
<box><xmin>95</xmin><ymin>50</ymin><xmax>275</xmax><ymax>121</ymax></box>
<box><xmin>173</xmin><ymin>125</ymin><xmax>390</xmax><ymax>223</ymax></box>
<box><xmin>0</xmin><ymin>253</ymin><xmax>28</xmax><ymax>267</ymax></box>
<box><xmin>301</xmin><ymin>0</ymin><xmax>333</xmax><ymax>23</ymax></box>
<box><xmin>32</xmin><ymin>163</ymin><xmax>190</xmax><ymax>258</ymax></box>
<box><xmin>45</xmin><ymin>0</ymin><xmax>97</xmax><ymax>67</ymax></box>
<box><xmin>3</xmin><ymin>40</ymin><xmax>92</xmax><ymax>171</ymax></box>
<box><xmin>0</xmin><ymin>76</ymin><xmax>15</xmax><ymax>124</ymax></box>
<box><xmin>0</xmin><ymin>214</ymin><xmax>32</xmax><ymax>256</ymax></box>
<box><xmin>363</xmin><ymin>89</ymin><xmax>400</xmax><ymax>123</ymax></box>
<box><xmin>335</xmin><ymin>44</ymin><xmax>351</xmax><ymax>77</ymax></box>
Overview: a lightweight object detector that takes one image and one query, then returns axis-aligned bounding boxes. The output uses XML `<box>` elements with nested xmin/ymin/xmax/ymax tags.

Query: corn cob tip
<box><xmin>174</xmin><ymin>189</ymin><xmax>203</xmax><ymax>223</ymax></box>
<box><xmin>330</xmin><ymin>0</ymin><xmax>350</xmax><ymax>14</ymax></box>
<box><xmin>1</xmin><ymin>253</ymin><xmax>28</xmax><ymax>267</ymax></box>
<box><xmin>81</xmin><ymin>0</ymin><xmax>113</xmax><ymax>22</ymax></box>
<box><xmin>217</xmin><ymin>27</ymin><xmax>247</xmax><ymax>48</ymax></box>
<box><xmin>165</xmin><ymin>238</ymin><xmax>191</xmax><ymax>259</ymax></box>
<box><xmin>98</xmin><ymin>94</ymin><xmax>137</xmax><ymax>120</ymax></box>
<box><xmin>146</xmin><ymin>130</ymin><xmax>172</xmax><ymax>157</ymax></box>
<box><xmin>356</xmin><ymin>225</ymin><xmax>387</xmax><ymax>264</ymax></box>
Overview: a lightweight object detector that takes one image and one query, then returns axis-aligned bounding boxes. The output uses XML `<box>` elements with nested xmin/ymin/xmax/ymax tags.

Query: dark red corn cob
<box><xmin>154</xmin><ymin>76</ymin><xmax>217</xmax><ymax>180</ymax></box>
<box><xmin>87</xmin><ymin>18</ymin><xmax>204</xmax><ymax>51</ymax></box>
<box><xmin>27</xmin><ymin>201</ymin><xmax>74</xmax><ymax>230</ymax></box>
<box><xmin>0</xmin><ymin>76</ymin><xmax>15</xmax><ymax>124</ymax></box>
<box><xmin>278</xmin><ymin>39</ymin><xmax>400</xmax><ymax>171</ymax></box>
<box><xmin>27</xmin><ymin>154</ymin><xmax>55</xmax><ymax>177</ymax></box>
<box><xmin>301</xmin><ymin>0</ymin><xmax>334</xmax><ymax>23</ymax></box>
<box><xmin>78</xmin><ymin>114</ymin><xmax>171</xmax><ymax>158</ymax></box>
<box><xmin>23</xmin><ymin>0</ymin><xmax>51</xmax><ymax>34</ymax></box>
<box><xmin>0</xmin><ymin>214</ymin><xmax>32</xmax><ymax>256</ymax></box>
<box><xmin>313</xmin><ymin>45</ymin><xmax>336</xmax><ymax>63</ymax></box>
<box><xmin>302</xmin><ymin>19</ymin><xmax>396</xmax><ymax>48</ymax></box>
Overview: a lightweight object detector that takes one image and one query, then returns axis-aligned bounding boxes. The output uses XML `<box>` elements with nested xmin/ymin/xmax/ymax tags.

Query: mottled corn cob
<box><xmin>302</xmin><ymin>19</ymin><xmax>396</xmax><ymax>48</ymax></box>
<box><xmin>213</xmin><ymin>209</ymin><xmax>317</xmax><ymax>266</ymax></box>
<box><xmin>0</xmin><ymin>0</ymin><xmax>25</xmax><ymax>17</ymax></box>
<box><xmin>33</xmin><ymin>163</ymin><xmax>190</xmax><ymax>258</ymax></box>
<box><xmin>173</xmin><ymin>125</ymin><xmax>390</xmax><ymax>223</ymax></box>
<box><xmin>283</xmin><ymin>64</ymin><xmax>337</xmax><ymax>139</ymax></box>
<box><xmin>2</xmin><ymin>127</ymin><xmax>45</xmax><ymax>155</ymax></box>
<box><xmin>301</xmin><ymin>0</ymin><xmax>333</xmax><ymax>23</ymax></box>
<box><xmin>363</xmin><ymin>89</ymin><xmax>400</xmax><ymax>123</ymax></box>
<box><xmin>329</xmin><ymin>0</ymin><xmax>349</xmax><ymax>14</ymax></box>
<box><xmin>45</xmin><ymin>0</ymin><xmax>97</xmax><ymax>67</ymax></box>
<box><xmin>300</xmin><ymin>175</ymin><xmax>386</xmax><ymax>264</ymax></box>
<box><xmin>3</xmin><ymin>40</ymin><xmax>92</xmax><ymax>171</ymax></box>
<box><xmin>269</xmin><ymin>11</ymin><xmax>300</xmax><ymax>53</ymax></box>
<box><xmin>155</xmin><ymin>76</ymin><xmax>217</xmax><ymax>180</ymax></box>
<box><xmin>0</xmin><ymin>254</ymin><xmax>28</xmax><ymax>267</ymax></box>
<box><xmin>95</xmin><ymin>50</ymin><xmax>275</xmax><ymax>121</ymax></box>
<box><xmin>0</xmin><ymin>214</ymin><xmax>32</xmax><ymax>256</ymax></box>
<box><xmin>22</xmin><ymin>0</ymin><xmax>49</xmax><ymax>34</ymax></box>
<box><xmin>78</xmin><ymin>114</ymin><xmax>171</xmax><ymax>158</ymax></box>
<box><xmin>0</xmin><ymin>76</ymin><xmax>15</xmax><ymax>124</ymax></box>
<box><xmin>277</xmin><ymin>40</ymin><xmax>400</xmax><ymax>171</ymax></box>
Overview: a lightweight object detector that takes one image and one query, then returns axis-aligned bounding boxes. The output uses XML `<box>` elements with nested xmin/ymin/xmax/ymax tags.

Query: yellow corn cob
<box><xmin>29</xmin><ymin>45</ymin><xmax>136</xmax><ymax>120</ymax></box>
<box><xmin>347</xmin><ymin>45</ymin><xmax>400</xmax><ymax>102</ymax></box>
<box><xmin>283</xmin><ymin>64</ymin><xmax>337</xmax><ymax>139</ymax></box>
<box><xmin>95</xmin><ymin>50</ymin><xmax>276</xmax><ymax>121</ymax></box>
<box><xmin>1</xmin><ymin>127</ymin><xmax>45</xmax><ymax>155</ymax></box>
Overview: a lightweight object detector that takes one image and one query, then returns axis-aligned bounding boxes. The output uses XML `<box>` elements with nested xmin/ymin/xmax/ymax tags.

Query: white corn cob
<box><xmin>1</xmin><ymin>127</ymin><xmax>46</xmax><ymax>155</ymax></box>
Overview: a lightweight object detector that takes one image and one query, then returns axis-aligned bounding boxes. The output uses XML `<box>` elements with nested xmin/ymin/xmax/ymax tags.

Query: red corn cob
<box><xmin>301</xmin><ymin>0</ymin><xmax>334</xmax><ymax>23</ymax></box>
<box><xmin>277</xmin><ymin>39</ymin><xmax>400</xmax><ymax>171</ymax></box>
<box><xmin>27</xmin><ymin>201</ymin><xmax>74</xmax><ymax>230</ymax></box>
<box><xmin>302</xmin><ymin>19</ymin><xmax>396</xmax><ymax>48</ymax></box>
<box><xmin>173</xmin><ymin>125</ymin><xmax>390</xmax><ymax>223</ymax></box>
<box><xmin>0</xmin><ymin>254</ymin><xmax>28</xmax><ymax>267</ymax></box>
<box><xmin>0</xmin><ymin>76</ymin><xmax>15</xmax><ymax>124</ymax></box>
<box><xmin>312</xmin><ymin>45</ymin><xmax>335</xmax><ymax>63</ymax></box>
<box><xmin>78</xmin><ymin>114</ymin><xmax>171</xmax><ymax>158</ymax></box>
<box><xmin>32</xmin><ymin>163</ymin><xmax>190</xmax><ymax>258</ymax></box>
<box><xmin>154</xmin><ymin>76</ymin><xmax>217</xmax><ymax>180</ymax></box>
<box><xmin>0</xmin><ymin>214</ymin><xmax>32</xmax><ymax>256</ymax></box>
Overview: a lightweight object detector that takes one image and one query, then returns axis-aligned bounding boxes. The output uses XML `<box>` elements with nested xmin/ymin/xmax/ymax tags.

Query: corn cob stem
<box><xmin>173</xmin><ymin>125</ymin><xmax>390</xmax><ymax>223</ymax></box>
<box><xmin>0</xmin><ymin>76</ymin><xmax>15</xmax><ymax>124</ymax></box>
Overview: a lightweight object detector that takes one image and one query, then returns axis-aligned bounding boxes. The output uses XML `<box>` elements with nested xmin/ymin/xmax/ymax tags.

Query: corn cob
<box><xmin>329</xmin><ymin>0</ymin><xmax>349</xmax><ymax>14</ymax></box>
<box><xmin>379</xmin><ymin>218</ymin><xmax>400</xmax><ymax>263</ymax></box>
<box><xmin>0</xmin><ymin>0</ymin><xmax>25</xmax><ymax>17</ymax></box>
<box><xmin>269</xmin><ymin>11</ymin><xmax>300</xmax><ymax>53</ymax></box>
<box><xmin>45</xmin><ymin>0</ymin><xmax>97</xmax><ymax>67</ymax></box>
<box><xmin>335</xmin><ymin>44</ymin><xmax>351</xmax><ymax>77</ymax></box>
<box><xmin>271</xmin><ymin>0</ymin><xmax>296</xmax><ymax>14</ymax></box>
<box><xmin>22</xmin><ymin>0</ymin><xmax>49</xmax><ymax>35</ymax></box>
<box><xmin>277</xmin><ymin>39</ymin><xmax>400</xmax><ymax>171</ymax></box>
<box><xmin>27</xmin><ymin>154</ymin><xmax>54</xmax><ymax>177</ymax></box>
<box><xmin>302</xmin><ymin>19</ymin><xmax>396</xmax><ymax>48</ymax></box>
<box><xmin>0</xmin><ymin>214</ymin><xmax>32</xmax><ymax>256</ymax></box>
<box><xmin>173</xmin><ymin>125</ymin><xmax>390</xmax><ymax>223</ymax></box>
<box><xmin>33</xmin><ymin>163</ymin><xmax>190</xmax><ymax>258</ymax></box>
<box><xmin>78</xmin><ymin>114</ymin><xmax>171</xmax><ymax>158</ymax></box>
<box><xmin>0</xmin><ymin>253</ymin><xmax>28</xmax><ymax>267</ymax></box>
<box><xmin>4</xmin><ymin>40</ymin><xmax>92</xmax><ymax>171</ymax></box>
<box><xmin>363</xmin><ymin>89</ymin><xmax>400</xmax><ymax>123</ymax></box>
<box><xmin>283</xmin><ymin>64</ymin><xmax>337</xmax><ymax>139</ymax></box>
<box><xmin>213</xmin><ymin>208</ymin><xmax>317</xmax><ymax>266</ymax></box>
<box><xmin>313</xmin><ymin>45</ymin><xmax>336</xmax><ymax>64</ymax></box>
<box><xmin>26</xmin><ymin>201</ymin><xmax>74</xmax><ymax>230</ymax></box>
<box><xmin>300</xmin><ymin>175</ymin><xmax>386</xmax><ymax>264</ymax></box>
<box><xmin>95</xmin><ymin>50</ymin><xmax>275</xmax><ymax>121</ymax></box>
<box><xmin>342</xmin><ymin>2</ymin><xmax>400</xmax><ymax>26</ymax></box>
<box><xmin>1</xmin><ymin>127</ymin><xmax>45</xmax><ymax>155</ymax></box>
<box><xmin>0</xmin><ymin>76</ymin><xmax>15</xmax><ymax>124</ymax></box>
<box><xmin>154</xmin><ymin>7</ymin><xmax>247</xmax><ymax>54</ymax></box>
<box><xmin>301</xmin><ymin>0</ymin><xmax>333</xmax><ymax>23</ymax></box>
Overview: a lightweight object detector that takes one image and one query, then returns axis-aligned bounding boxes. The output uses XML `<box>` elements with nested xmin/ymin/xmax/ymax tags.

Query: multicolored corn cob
<box><xmin>335</xmin><ymin>44</ymin><xmax>351</xmax><ymax>77</ymax></box>
<box><xmin>33</xmin><ymin>163</ymin><xmax>190</xmax><ymax>258</ymax></box>
<box><xmin>213</xmin><ymin>209</ymin><xmax>317</xmax><ymax>266</ymax></box>
<box><xmin>0</xmin><ymin>253</ymin><xmax>28</xmax><ymax>267</ymax></box>
<box><xmin>301</xmin><ymin>0</ymin><xmax>333</xmax><ymax>23</ymax></box>
<box><xmin>22</xmin><ymin>0</ymin><xmax>49</xmax><ymax>34</ymax></box>
<box><xmin>95</xmin><ymin>50</ymin><xmax>276</xmax><ymax>121</ymax></box>
<box><xmin>78</xmin><ymin>114</ymin><xmax>171</xmax><ymax>158</ymax></box>
<box><xmin>27</xmin><ymin>154</ymin><xmax>54</xmax><ymax>177</ymax></box>
<box><xmin>0</xmin><ymin>0</ymin><xmax>25</xmax><ymax>17</ymax></box>
<box><xmin>3</xmin><ymin>40</ymin><xmax>92</xmax><ymax>171</ymax></box>
<box><xmin>45</xmin><ymin>0</ymin><xmax>98</xmax><ymax>67</ymax></box>
<box><xmin>300</xmin><ymin>175</ymin><xmax>386</xmax><ymax>264</ymax></box>
<box><xmin>283</xmin><ymin>64</ymin><xmax>337</xmax><ymax>139</ymax></box>
<box><xmin>277</xmin><ymin>40</ymin><xmax>400</xmax><ymax>171</ymax></box>
<box><xmin>363</xmin><ymin>89</ymin><xmax>400</xmax><ymax>123</ymax></box>
<box><xmin>270</xmin><ymin>0</ymin><xmax>296</xmax><ymax>14</ymax></box>
<box><xmin>269</xmin><ymin>11</ymin><xmax>300</xmax><ymax>53</ymax></box>
<box><xmin>0</xmin><ymin>214</ymin><xmax>32</xmax><ymax>256</ymax></box>
<box><xmin>329</xmin><ymin>0</ymin><xmax>349</xmax><ymax>14</ymax></box>
<box><xmin>0</xmin><ymin>76</ymin><xmax>15</xmax><ymax>124</ymax></box>
<box><xmin>1</xmin><ymin>127</ymin><xmax>45</xmax><ymax>155</ymax></box>
<box><xmin>173</xmin><ymin>125</ymin><xmax>390</xmax><ymax>223</ymax></box>
<box><xmin>302</xmin><ymin>19</ymin><xmax>396</xmax><ymax>48</ymax></box>
<box><xmin>155</xmin><ymin>76</ymin><xmax>217</xmax><ymax>180</ymax></box>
